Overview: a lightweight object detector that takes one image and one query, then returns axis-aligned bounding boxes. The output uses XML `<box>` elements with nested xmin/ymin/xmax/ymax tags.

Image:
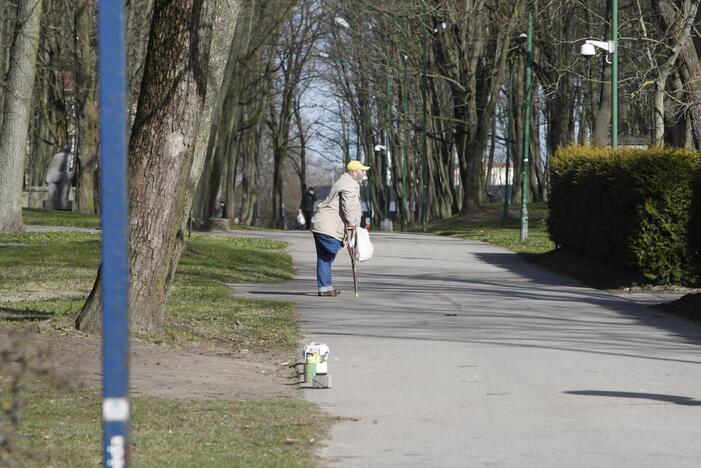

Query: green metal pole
<box><xmin>401</xmin><ymin>54</ymin><xmax>409</xmax><ymax>232</ymax></box>
<box><xmin>611</xmin><ymin>0</ymin><xmax>618</xmax><ymax>149</ymax></box>
<box><xmin>520</xmin><ymin>1</ymin><xmax>533</xmax><ymax>241</ymax></box>
<box><xmin>503</xmin><ymin>59</ymin><xmax>513</xmax><ymax>226</ymax></box>
<box><xmin>421</xmin><ymin>24</ymin><xmax>429</xmax><ymax>233</ymax></box>
<box><xmin>384</xmin><ymin>64</ymin><xmax>392</xmax><ymax>222</ymax></box>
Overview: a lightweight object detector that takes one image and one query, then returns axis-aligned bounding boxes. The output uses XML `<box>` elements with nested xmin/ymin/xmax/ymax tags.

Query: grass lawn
<box><xmin>9</xmin><ymin>383</ymin><xmax>327</xmax><ymax>468</ymax></box>
<box><xmin>427</xmin><ymin>203</ymin><xmax>554</xmax><ymax>255</ymax></box>
<box><xmin>22</xmin><ymin>208</ymin><xmax>101</xmax><ymax>229</ymax></box>
<box><xmin>0</xmin><ymin>231</ymin><xmax>299</xmax><ymax>351</ymax></box>
<box><xmin>1</xmin><ymin>209</ymin><xmax>327</xmax><ymax>466</ymax></box>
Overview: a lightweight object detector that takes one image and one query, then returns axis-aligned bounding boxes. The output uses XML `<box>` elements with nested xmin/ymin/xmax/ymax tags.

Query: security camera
<box><xmin>580</xmin><ymin>39</ymin><xmax>615</xmax><ymax>56</ymax></box>
<box><xmin>518</xmin><ymin>33</ymin><xmax>528</xmax><ymax>43</ymax></box>
<box><xmin>580</xmin><ymin>43</ymin><xmax>596</xmax><ymax>56</ymax></box>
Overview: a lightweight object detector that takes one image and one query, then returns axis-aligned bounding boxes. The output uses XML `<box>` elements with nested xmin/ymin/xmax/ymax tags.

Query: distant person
<box><xmin>311</xmin><ymin>161</ymin><xmax>368</xmax><ymax>296</ymax></box>
<box><xmin>299</xmin><ymin>186</ymin><xmax>317</xmax><ymax>230</ymax></box>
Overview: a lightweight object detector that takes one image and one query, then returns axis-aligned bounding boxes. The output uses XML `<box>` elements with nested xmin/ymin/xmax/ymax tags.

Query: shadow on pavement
<box><xmin>470</xmin><ymin>251</ymin><xmax>701</xmax><ymax>347</ymax></box>
<box><xmin>565</xmin><ymin>390</ymin><xmax>701</xmax><ymax>406</ymax></box>
<box><xmin>243</xmin><ymin>291</ymin><xmax>316</xmax><ymax>296</ymax></box>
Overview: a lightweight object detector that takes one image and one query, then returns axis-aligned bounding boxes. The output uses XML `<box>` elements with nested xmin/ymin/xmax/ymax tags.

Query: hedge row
<box><xmin>548</xmin><ymin>146</ymin><xmax>701</xmax><ymax>286</ymax></box>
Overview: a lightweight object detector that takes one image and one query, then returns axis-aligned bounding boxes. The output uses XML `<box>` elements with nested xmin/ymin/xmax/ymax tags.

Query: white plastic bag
<box><xmin>296</xmin><ymin>211</ymin><xmax>305</xmax><ymax>225</ymax></box>
<box><xmin>354</xmin><ymin>226</ymin><xmax>374</xmax><ymax>262</ymax></box>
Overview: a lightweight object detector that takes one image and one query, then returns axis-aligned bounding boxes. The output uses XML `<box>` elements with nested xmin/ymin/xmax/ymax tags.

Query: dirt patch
<box><xmin>1</xmin><ymin>327</ymin><xmax>299</xmax><ymax>401</ymax></box>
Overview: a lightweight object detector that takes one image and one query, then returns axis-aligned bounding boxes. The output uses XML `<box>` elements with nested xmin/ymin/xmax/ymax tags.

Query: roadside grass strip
<box><xmin>0</xmin><ymin>232</ymin><xmax>297</xmax><ymax>352</ymax></box>
<box><xmin>9</xmin><ymin>383</ymin><xmax>326</xmax><ymax>467</ymax></box>
<box><xmin>163</xmin><ymin>235</ymin><xmax>298</xmax><ymax>352</ymax></box>
<box><xmin>429</xmin><ymin>203</ymin><xmax>554</xmax><ymax>255</ymax></box>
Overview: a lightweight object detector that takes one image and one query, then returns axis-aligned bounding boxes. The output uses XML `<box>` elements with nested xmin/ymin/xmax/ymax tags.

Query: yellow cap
<box><xmin>347</xmin><ymin>160</ymin><xmax>370</xmax><ymax>171</ymax></box>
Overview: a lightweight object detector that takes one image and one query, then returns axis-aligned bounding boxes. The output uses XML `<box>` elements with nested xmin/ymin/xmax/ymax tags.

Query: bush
<box><xmin>548</xmin><ymin>145</ymin><xmax>701</xmax><ymax>286</ymax></box>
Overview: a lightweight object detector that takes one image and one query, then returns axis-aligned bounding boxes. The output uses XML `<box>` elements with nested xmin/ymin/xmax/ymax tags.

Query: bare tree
<box><xmin>267</xmin><ymin>0</ymin><xmax>322</xmax><ymax>228</ymax></box>
<box><xmin>649</xmin><ymin>0</ymin><xmax>700</xmax><ymax>145</ymax></box>
<box><xmin>0</xmin><ymin>0</ymin><xmax>43</xmax><ymax>232</ymax></box>
<box><xmin>74</xmin><ymin>0</ymin><xmax>99</xmax><ymax>213</ymax></box>
<box><xmin>76</xmin><ymin>0</ymin><xmax>243</xmax><ymax>333</ymax></box>
<box><xmin>192</xmin><ymin>0</ymin><xmax>296</xmax><ymax>223</ymax></box>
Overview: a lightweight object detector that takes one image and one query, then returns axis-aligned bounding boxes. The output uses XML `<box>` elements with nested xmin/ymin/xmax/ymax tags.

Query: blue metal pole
<box><xmin>98</xmin><ymin>1</ymin><xmax>129</xmax><ymax>467</ymax></box>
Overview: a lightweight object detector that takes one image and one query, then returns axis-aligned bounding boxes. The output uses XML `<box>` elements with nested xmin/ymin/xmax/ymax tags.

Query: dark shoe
<box><xmin>318</xmin><ymin>289</ymin><xmax>341</xmax><ymax>297</ymax></box>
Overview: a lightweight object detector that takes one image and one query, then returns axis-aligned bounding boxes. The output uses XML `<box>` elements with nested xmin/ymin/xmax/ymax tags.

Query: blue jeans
<box><xmin>313</xmin><ymin>233</ymin><xmax>343</xmax><ymax>291</ymax></box>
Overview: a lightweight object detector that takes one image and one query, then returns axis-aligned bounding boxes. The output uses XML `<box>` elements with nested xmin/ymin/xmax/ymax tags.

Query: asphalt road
<box><xmin>233</xmin><ymin>230</ymin><xmax>701</xmax><ymax>468</ymax></box>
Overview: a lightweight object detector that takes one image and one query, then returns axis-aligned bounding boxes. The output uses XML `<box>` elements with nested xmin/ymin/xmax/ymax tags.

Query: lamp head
<box><xmin>580</xmin><ymin>43</ymin><xmax>596</xmax><ymax>56</ymax></box>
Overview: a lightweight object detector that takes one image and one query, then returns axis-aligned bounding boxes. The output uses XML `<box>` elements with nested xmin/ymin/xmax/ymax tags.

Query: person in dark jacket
<box><xmin>299</xmin><ymin>186</ymin><xmax>317</xmax><ymax>230</ymax></box>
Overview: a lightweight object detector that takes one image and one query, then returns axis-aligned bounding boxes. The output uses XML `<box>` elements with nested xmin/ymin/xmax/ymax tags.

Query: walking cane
<box><xmin>346</xmin><ymin>230</ymin><xmax>359</xmax><ymax>298</ymax></box>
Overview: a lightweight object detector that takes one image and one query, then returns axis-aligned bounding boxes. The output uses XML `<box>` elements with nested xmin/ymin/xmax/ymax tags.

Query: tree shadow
<box><xmin>565</xmin><ymin>390</ymin><xmax>701</xmax><ymax>406</ymax></box>
<box><xmin>470</xmin><ymin>251</ymin><xmax>701</xmax><ymax>346</ymax></box>
<box><xmin>0</xmin><ymin>307</ymin><xmax>53</xmax><ymax>322</ymax></box>
<box><xmin>519</xmin><ymin>250</ymin><xmax>644</xmax><ymax>290</ymax></box>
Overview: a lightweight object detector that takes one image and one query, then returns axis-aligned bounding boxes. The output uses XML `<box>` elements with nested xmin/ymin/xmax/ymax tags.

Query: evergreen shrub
<box><xmin>548</xmin><ymin>145</ymin><xmax>701</xmax><ymax>286</ymax></box>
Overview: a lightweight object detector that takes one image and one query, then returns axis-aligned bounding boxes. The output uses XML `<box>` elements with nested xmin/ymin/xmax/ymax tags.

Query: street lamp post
<box><xmin>385</xmin><ymin>64</ymin><xmax>392</xmax><ymax>227</ymax></box>
<box><xmin>401</xmin><ymin>53</ymin><xmax>409</xmax><ymax>232</ymax></box>
<box><xmin>520</xmin><ymin>2</ymin><xmax>533</xmax><ymax>242</ymax></box>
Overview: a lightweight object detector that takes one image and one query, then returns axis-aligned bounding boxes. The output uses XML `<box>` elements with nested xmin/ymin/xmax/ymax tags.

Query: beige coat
<box><xmin>311</xmin><ymin>172</ymin><xmax>361</xmax><ymax>240</ymax></box>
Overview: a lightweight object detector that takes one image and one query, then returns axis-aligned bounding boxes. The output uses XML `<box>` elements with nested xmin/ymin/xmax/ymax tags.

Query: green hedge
<box><xmin>548</xmin><ymin>146</ymin><xmax>701</xmax><ymax>286</ymax></box>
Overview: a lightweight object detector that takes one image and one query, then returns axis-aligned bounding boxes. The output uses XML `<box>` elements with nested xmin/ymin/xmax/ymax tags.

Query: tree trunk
<box><xmin>192</xmin><ymin>0</ymin><xmax>261</xmax><ymax>221</ymax></box>
<box><xmin>483</xmin><ymin>116</ymin><xmax>497</xmax><ymax>200</ymax></box>
<box><xmin>28</xmin><ymin>61</ymin><xmax>63</xmax><ymax>188</ymax></box>
<box><xmin>511</xmin><ymin>50</ymin><xmax>525</xmax><ymax>205</ymax></box>
<box><xmin>591</xmin><ymin>3</ymin><xmax>612</xmax><ymax>146</ymax></box>
<box><xmin>239</xmin><ymin>123</ymin><xmax>261</xmax><ymax>224</ymax></box>
<box><xmin>127</xmin><ymin>0</ymin><xmax>155</xmax><ymax>128</ymax></box>
<box><xmin>293</xmin><ymin>97</ymin><xmax>308</xmax><ymax>197</ymax></box>
<box><xmin>271</xmin><ymin>143</ymin><xmax>285</xmax><ymax>228</ymax></box>
<box><xmin>0</xmin><ymin>0</ymin><xmax>43</xmax><ymax>232</ymax></box>
<box><xmin>76</xmin><ymin>0</ymin><xmax>242</xmax><ymax>334</ymax></box>
<box><xmin>0</xmin><ymin>1</ymin><xmax>11</xmax><ymax>127</ymax></box>
<box><xmin>75</xmin><ymin>0</ymin><xmax>99</xmax><ymax>213</ymax></box>
<box><xmin>674</xmin><ymin>42</ymin><xmax>701</xmax><ymax>148</ymax></box>
<box><xmin>652</xmin><ymin>0</ymin><xmax>699</xmax><ymax>146</ymax></box>
<box><xmin>224</xmin><ymin>132</ymin><xmax>238</xmax><ymax>220</ymax></box>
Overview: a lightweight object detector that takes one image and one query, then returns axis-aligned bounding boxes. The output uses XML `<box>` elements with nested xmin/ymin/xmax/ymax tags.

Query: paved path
<box><xmin>233</xmin><ymin>230</ymin><xmax>701</xmax><ymax>468</ymax></box>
